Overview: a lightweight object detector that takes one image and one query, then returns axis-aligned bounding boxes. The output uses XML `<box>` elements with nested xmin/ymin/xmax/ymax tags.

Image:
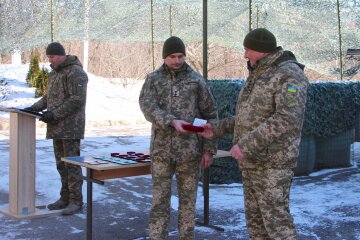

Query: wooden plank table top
<box><xmin>62</xmin><ymin>150</ymin><xmax>230</xmax><ymax>172</ymax></box>
<box><xmin>62</xmin><ymin>150</ymin><xmax>230</xmax><ymax>181</ymax></box>
<box><xmin>62</xmin><ymin>155</ymin><xmax>151</xmax><ymax>171</ymax></box>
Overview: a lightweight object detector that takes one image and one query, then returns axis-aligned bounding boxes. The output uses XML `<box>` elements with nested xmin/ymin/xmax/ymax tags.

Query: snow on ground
<box><xmin>0</xmin><ymin>64</ymin><xmax>147</xmax><ymax>127</ymax></box>
<box><xmin>1</xmin><ymin>64</ymin><xmax>360</xmax><ymax>239</ymax></box>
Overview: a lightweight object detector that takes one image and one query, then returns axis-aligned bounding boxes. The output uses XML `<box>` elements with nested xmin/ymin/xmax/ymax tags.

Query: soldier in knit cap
<box><xmin>25</xmin><ymin>42</ymin><xmax>88</xmax><ymax>215</ymax></box>
<box><xmin>139</xmin><ymin>36</ymin><xmax>217</xmax><ymax>240</ymax></box>
<box><xmin>200</xmin><ymin>28</ymin><xmax>308</xmax><ymax>239</ymax></box>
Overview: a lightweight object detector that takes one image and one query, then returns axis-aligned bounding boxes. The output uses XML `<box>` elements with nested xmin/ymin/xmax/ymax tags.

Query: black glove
<box><xmin>40</xmin><ymin>111</ymin><xmax>55</xmax><ymax>123</ymax></box>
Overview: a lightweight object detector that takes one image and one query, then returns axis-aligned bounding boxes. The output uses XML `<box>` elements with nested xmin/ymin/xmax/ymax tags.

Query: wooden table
<box><xmin>62</xmin><ymin>155</ymin><xmax>150</xmax><ymax>240</ymax></box>
<box><xmin>62</xmin><ymin>150</ymin><xmax>230</xmax><ymax>240</ymax></box>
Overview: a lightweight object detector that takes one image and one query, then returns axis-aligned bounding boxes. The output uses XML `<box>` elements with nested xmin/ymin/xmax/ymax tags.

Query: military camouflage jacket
<box><xmin>31</xmin><ymin>55</ymin><xmax>88</xmax><ymax>139</ymax></box>
<box><xmin>139</xmin><ymin>63</ymin><xmax>218</xmax><ymax>162</ymax></box>
<box><xmin>214</xmin><ymin>48</ymin><xmax>308</xmax><ymax>169</ymax></box>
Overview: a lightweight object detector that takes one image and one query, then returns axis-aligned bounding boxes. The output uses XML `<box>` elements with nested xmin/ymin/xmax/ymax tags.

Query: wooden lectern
<box><xmin>0</xmin><ymin>107</ymin><xmax>61</xmax><ymax>219</ymax></box>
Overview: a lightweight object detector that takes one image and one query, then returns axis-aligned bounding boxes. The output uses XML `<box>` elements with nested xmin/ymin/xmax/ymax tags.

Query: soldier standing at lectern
<box><xmin>25</xmin><ymin>42</ymin><xmax>88</xmax><ymax>215</ymax></box>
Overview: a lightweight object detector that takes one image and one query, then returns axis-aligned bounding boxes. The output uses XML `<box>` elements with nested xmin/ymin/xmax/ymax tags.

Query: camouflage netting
<box><xmin>1</xmin><ymin>0</ymin><xmax>359</xmax><ymax>80</ymax></box>
<box><xmin>209</xmin><ymin>80</ymin><xmax>360</xmax><ymax>141</ymax></box>
<box><xmin>207</xmin><ymin>80</ymin><xmax>360</xmax><ymax>181</ymax></box>
<box><xmin>207</xmin><ymin>80</ymin><xmax>244</xmax><ymax>183</ymax></box>
<box><xmin>208</xmin><ymin>79</ymin><xmax>244</xmax><ymax>151</ymax></box>
<box><xmin>304</xmin><ymin>82</ymin><xmax>358</xmax><ymax>137</ymax></box>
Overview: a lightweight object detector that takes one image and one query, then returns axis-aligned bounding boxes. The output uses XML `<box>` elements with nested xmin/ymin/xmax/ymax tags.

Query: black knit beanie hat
<box><xmin>46</xmin><ymin>42</ymin><xmax>66</xmax><ymax>56</ymax></box>
<box><xmin>243</xmin><ymin>28</ymin><xmax>277</xmax><ymax>53</ymax></box>
<box><xmin>162</xmin><ymin>36</ymin><xmax>186</xmax><ymax>59</ymax></box>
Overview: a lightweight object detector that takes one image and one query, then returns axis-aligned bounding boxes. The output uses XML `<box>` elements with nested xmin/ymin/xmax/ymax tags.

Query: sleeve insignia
<box><xmin>287</xmin><ymin>86</ymin><xmax>298</xmax><ymax>93</ymax></box>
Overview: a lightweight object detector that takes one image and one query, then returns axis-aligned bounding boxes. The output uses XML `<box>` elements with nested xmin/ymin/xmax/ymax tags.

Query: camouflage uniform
<box><xmin>31</xmin><ymin>55</ymin><xmax>88</xmax><ymax>206</ymax></box>
<box><xmin>139</xmin><ymin>63</ymin><xmax>217</xmax><ymax>240</ymax></box>
<box><xmin>213</xmin><ymin>48</ymin><xmax>308</xmax><ymax>239</ymax></box>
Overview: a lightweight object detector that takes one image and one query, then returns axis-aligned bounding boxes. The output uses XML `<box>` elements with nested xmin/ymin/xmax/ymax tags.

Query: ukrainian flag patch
<box><xmin>287</xmin><ymin>86</ymin><xmax>298</xmax><ymax>93</ymax></box>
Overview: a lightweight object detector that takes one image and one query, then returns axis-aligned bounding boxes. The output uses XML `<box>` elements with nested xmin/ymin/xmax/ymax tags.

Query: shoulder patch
<box><xmin>76</xmin><ymin>83</ymin><xmax>84</xmax><ymax>96</ymax></box>
<box><xmin>287</xmin><ymin>86</ymin><xmax>298</xmax><ymax>93</ymax></box>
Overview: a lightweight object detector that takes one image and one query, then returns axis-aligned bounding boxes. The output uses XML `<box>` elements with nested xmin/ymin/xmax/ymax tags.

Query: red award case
<box><xmin>183</xmin><ymin>124</ymin><xmax>204</xmax><ymax>132</ymax></box>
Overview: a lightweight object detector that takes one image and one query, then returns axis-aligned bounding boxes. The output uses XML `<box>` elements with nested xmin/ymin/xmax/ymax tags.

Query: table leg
<box><xmin>87</xmin><ymin>168</ymin><xmax>93</xmax><ymax>240</ymax></box>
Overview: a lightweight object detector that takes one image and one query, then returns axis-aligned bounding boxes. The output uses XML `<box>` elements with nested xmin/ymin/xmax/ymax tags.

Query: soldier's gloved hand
<box><xmin>40</xmin><ymin>111</ymin><xmax>55</xmax><ymax>123</ymax></box>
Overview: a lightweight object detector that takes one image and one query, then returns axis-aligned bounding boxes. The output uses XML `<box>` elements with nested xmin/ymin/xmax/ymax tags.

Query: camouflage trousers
<box><xmin>53</xmin><ymin>139</ymin><xmax>83</xmax><ymax>205</ymax></box>
<box><xmin>242</xmin><ymin>168</ymin><xmax>296</xmax><ymax>240</ymax></box>
<box><xmin>149</xmin><ymin>158</ymin><xmax>200</xmax><ymax>240</ymax></box>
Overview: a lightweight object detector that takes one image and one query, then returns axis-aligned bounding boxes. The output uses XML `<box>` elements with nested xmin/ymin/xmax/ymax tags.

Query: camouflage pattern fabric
<box><xmin>213</xmin><ymin>48</ymin><xmax>308</xmax><ymax>169</ymax></box>
<box><xmin>149</xmin><ymin>158</ymin><xmax>199</xmax><ymax>240</ymax></box>
<box><xmin>31</xmin><ymin>55</ymin><xmax>87</xmax><ymax>206</ymax></box>
<box><xmin>139</xmin><ymin>62</ymin><xmax>217</xmax><ymax>239</ymax></box>
<box><xmin>243</xmin><ymin>168</ymin><xmax>296</xmax><ymax>240</ymax></box>
<box><xmin>31</xmin><ymin>55</ymin><xmax>88</xmax><ymax>139</ymax></box>
<box><xmin>139</xmin><ymin>62</ymin><xmax>218</xmax><ymax>162</ymax></box>
<box><xmin>53</xmin><ymin>139</ymin><xmax>83</xmax><ymax>205</ymax></box>
<box><xmin>212</xmin><ymin>48</ymin><xmax>307</xmax><ymax>239</ymax></box>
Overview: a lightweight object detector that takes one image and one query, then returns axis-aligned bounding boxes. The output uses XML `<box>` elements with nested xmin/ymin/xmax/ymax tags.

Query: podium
<box><xmin>0</xmin><ymin>107</ymin><xmax>61</xmax><ymax>219</ymax></box>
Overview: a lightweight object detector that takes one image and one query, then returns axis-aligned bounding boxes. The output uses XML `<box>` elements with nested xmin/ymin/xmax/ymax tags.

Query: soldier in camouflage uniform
<box><xmin>139</xmin><ymin>36</ymin><xmax>217</xmax><ymax>240</ymax></box>
<box><xmin>26</xmin><ymin>42</ymin><xmax>88</xmax><ymax>215</ymax></box>
<box><xmin>201</xmin><ymin>28</ymin><xmax>308</xmax><ymax>239</ymax></box>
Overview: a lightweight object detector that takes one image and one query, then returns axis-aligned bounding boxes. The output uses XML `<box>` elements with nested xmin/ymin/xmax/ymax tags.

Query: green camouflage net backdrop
<box><xmin>1</xmin><ymin>0</ymin><xmax>359</xmax><ymax>80</ymax></box>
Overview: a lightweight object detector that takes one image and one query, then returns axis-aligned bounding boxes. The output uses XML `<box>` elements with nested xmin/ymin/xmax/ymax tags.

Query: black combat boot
<box><xmin>47</xmin><ymin>199</ymin><xmax>69</xmax><ymax>210</ymax></box>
